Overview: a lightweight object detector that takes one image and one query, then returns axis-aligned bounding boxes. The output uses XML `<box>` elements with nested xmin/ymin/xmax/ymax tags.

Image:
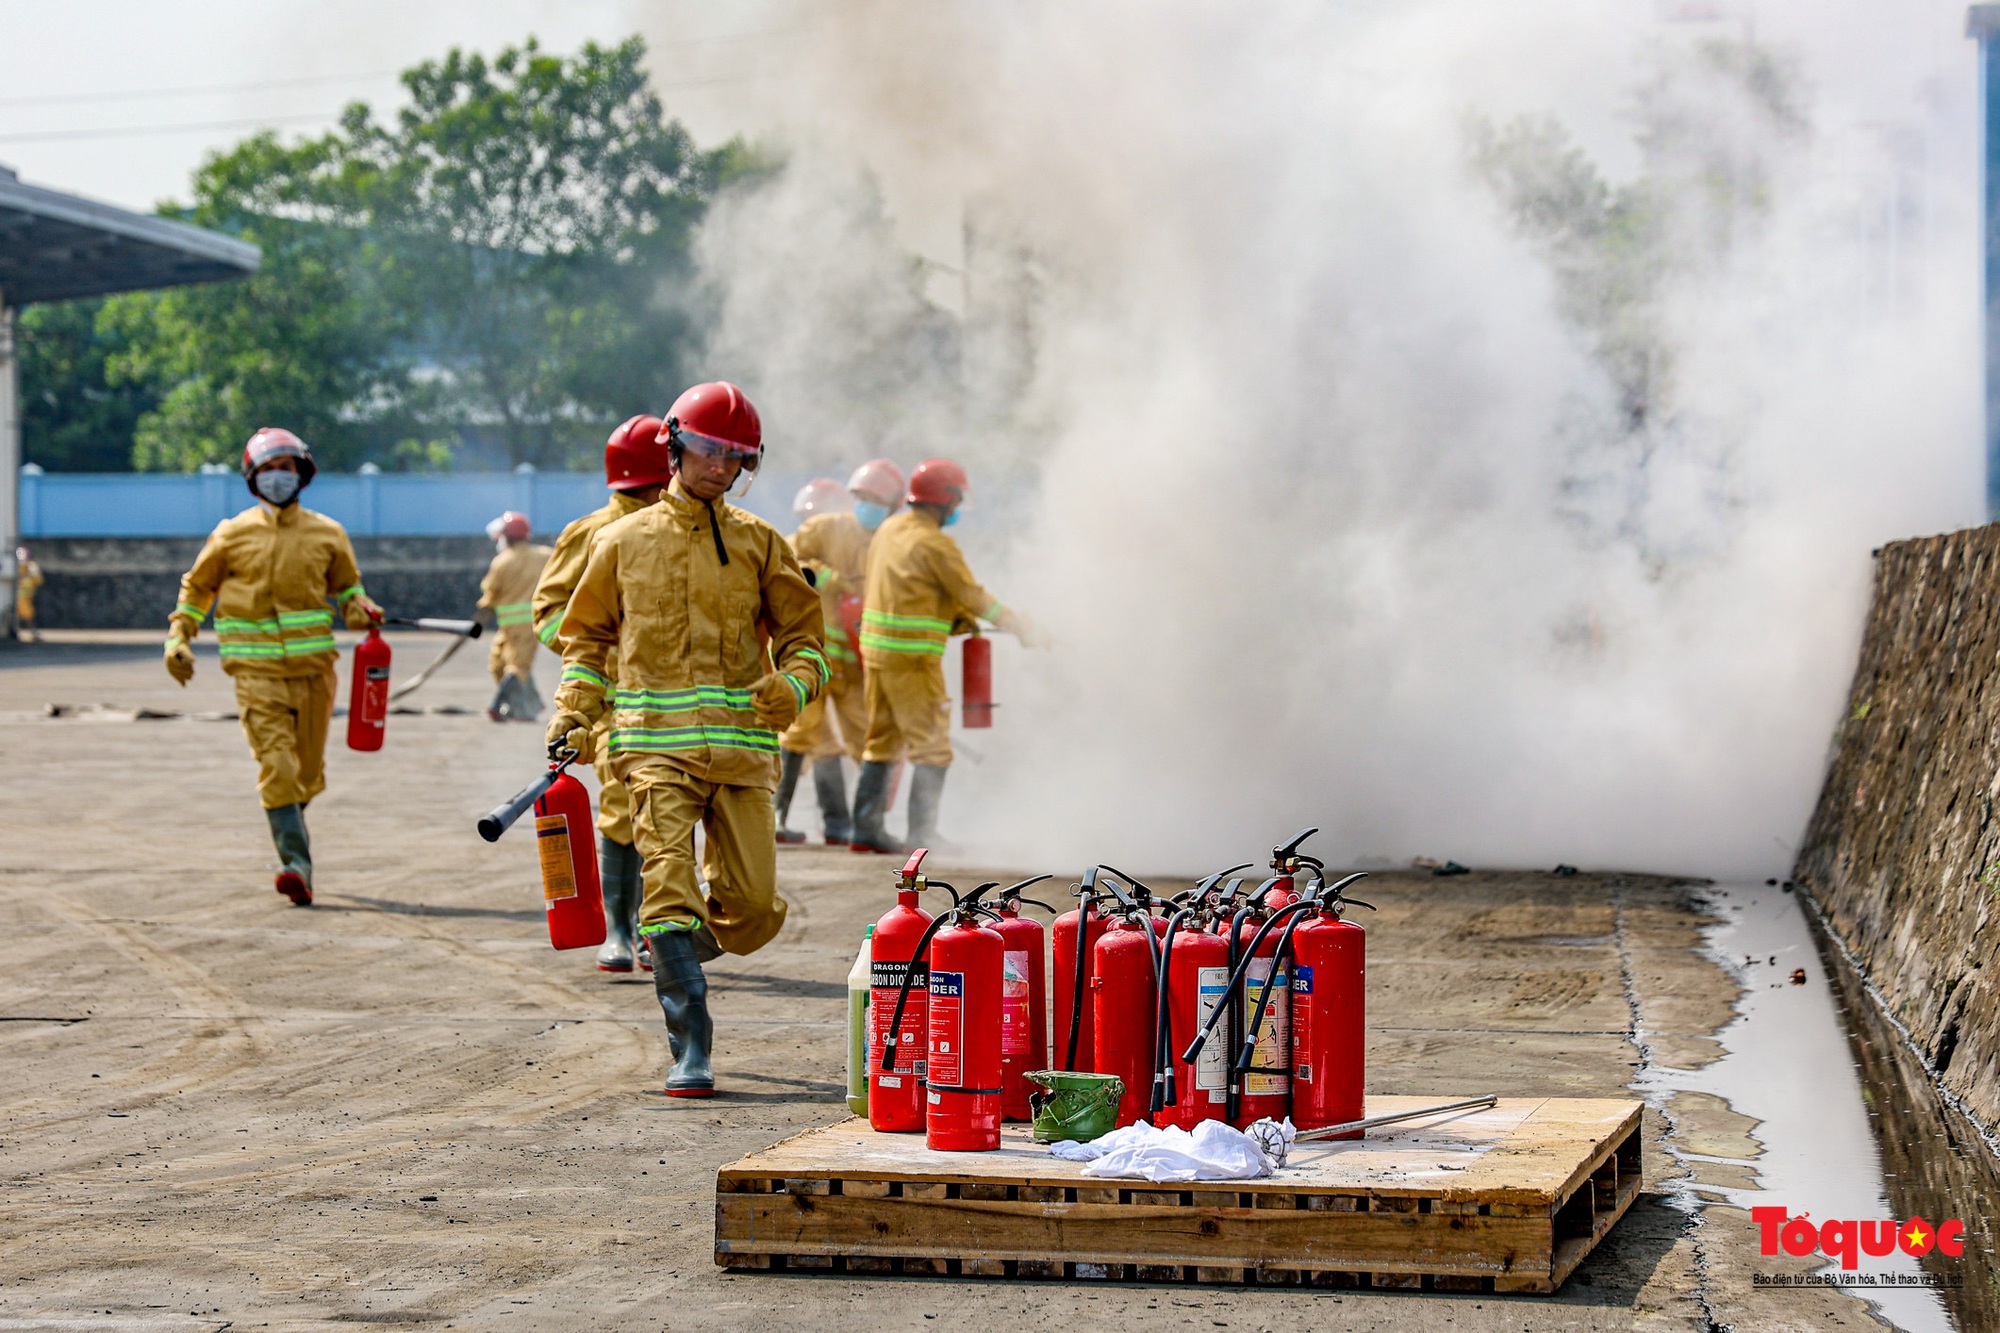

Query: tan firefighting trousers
<box><xmin>488</xmin><ymin>624</ymin><xmax>540</xmax><ymax>683</ymax></box>
<box><xmin>782</xmin><ymin>669</ymin><xmax>867</xmax><ymax>763</ymax></box>
<box><xmin>862</xmin><ymin>659</ymin><xmax>953</xmax><ymax>768</ymax></box>
<box><xmin>619</xmin><ymin>753</ymin><xmax>787</xmax><ymax>956</ymax></box>
<box><xmin>234</xmin><ymin>666</ymin><xmax>335</xmax><ymax>809</ymax></box>
<box><xmin>591</xmin><ymin>713</ymin><xmax>633</xmax><ymax>844</ymax></box>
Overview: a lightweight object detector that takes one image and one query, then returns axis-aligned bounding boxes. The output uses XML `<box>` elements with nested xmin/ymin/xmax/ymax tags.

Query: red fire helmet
<box><xmin>660</xmin><ymin>382</ymin><xmax>763</xmax><ymax>471</ymax></box>
<box><xmin>489</xmin><ymin>511</ymin><xmax>532</xmax><ymax>542</ymax></box>
<box><xmin>793</xmin><ymin>478</ymin><xmax>852</xmax><ymax>519</ymax></box>
<box><xmin>907</xmin><ymin>458</ymin><xmax>968</xmax><ymax>508</ymax></box>
<box><xmin>604</xmin><ymin>414</ymin><xmax>671</xmax><ymax>492</ymax></box>
<box><xmin>241</xmin><ymin>427</ymin><xmax>316</xmax><ymax>484</ymax></box>
<box><xmin>847</xmin><ymin>458</ymin><xmax>906</xmax><ymax>509</ymax></box>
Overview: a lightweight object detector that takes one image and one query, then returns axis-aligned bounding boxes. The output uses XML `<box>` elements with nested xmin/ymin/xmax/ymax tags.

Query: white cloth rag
<box><xmin>1046</xmin><ymin>1118</ymin><xmax>1295</xmax><ymax>1182</ymax></box>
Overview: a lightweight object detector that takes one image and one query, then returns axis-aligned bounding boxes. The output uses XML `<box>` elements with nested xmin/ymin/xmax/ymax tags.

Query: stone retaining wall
<box><xmin>23</xmin><ymin>537</ymin><xmax>493</xmax><ymax>629</ymax></box>
<box><xmin>1794</xmin><ymin>523</ymin><xmax>2000</xmax><ymax>1140</ymax></box>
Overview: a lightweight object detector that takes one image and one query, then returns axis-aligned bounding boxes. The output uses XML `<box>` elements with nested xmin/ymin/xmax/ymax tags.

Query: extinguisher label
<box><xmin>928</xmin><ymin>971</ymin><xmax>964</xmax><ymax>1089</ymax></box>
<box><xmin>1293</xmin><ymin>964</ymin><xmax>1313</xmax><ymax>994</ymax></box>
<box><xmin>1243</xmin><ymin>958</ymin><xmax>1290</xmax><ymax>1096</ymax></box>
<box><xmin>535</xmin><ymin>815</ymin><xmax>577</xmax><ymax>902</ymax></box>
<box><xmin>365</xmin><ymin>666</ymin><xmax>390</xmax><ymax>681</ymax></box>
<box><xmin>1195</xmin><ymin>966</ymin><xmax>1232</xmax><ymax>1093</ymax></box>
<box><xmin>1001</xmin><ymin>950</ymin><xmax>1032</xmax><ymax>1056</ymax></box>
<box><xmin>869</xmin><ymin>960</ymin><xmax>927</xmax><ymax>1081</ymax></box>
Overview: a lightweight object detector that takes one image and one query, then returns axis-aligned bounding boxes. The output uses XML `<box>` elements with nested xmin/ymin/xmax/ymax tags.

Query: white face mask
<box><xmin>254</xmin><ymin>469</ymin><xmax>301</xmax><ymax>505</ymax></box>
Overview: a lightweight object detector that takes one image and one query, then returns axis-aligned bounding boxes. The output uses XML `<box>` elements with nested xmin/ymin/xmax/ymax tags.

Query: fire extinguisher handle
<box><xmin>1272</xmin><ymin>826</ymin><xmax>1320</xmax><ymax>863</ymax></box>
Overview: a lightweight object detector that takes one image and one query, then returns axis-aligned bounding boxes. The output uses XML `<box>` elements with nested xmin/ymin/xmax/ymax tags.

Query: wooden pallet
<box><xmin>715</xmin><ymin>1096</ymin><xmax>1642</xmax><ymax>1293</ymax></box>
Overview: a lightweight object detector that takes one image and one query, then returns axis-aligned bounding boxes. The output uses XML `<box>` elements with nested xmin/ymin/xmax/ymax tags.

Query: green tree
<box><xmin>16</xmin><ymin>298</ymin><xmax>156</xmax><ymax>471</ymax></box>
<box><xmin>56</xmin><ymin>35</ymin><xmax>735</xmax><ymax>472</ymax></box>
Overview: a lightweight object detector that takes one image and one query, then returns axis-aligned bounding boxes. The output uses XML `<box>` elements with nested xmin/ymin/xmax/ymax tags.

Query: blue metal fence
<box><xmin>16</xmin><ymin>465</ymin><xmax>811</xmax><ymax>537</ymax></box>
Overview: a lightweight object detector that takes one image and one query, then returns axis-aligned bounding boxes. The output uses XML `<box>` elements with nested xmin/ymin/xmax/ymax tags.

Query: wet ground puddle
<box><xmin>1639</xmin><ymin>883</ymin><xmax>1953</xmax><ymax>1332</ymax></box>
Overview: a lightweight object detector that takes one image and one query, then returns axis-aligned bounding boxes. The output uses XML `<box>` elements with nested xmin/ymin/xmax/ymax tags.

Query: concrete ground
<box><xmin>0</xmin><ymin>633</ymin><xmax>1889</xmax><ymax>1331</ymax></box>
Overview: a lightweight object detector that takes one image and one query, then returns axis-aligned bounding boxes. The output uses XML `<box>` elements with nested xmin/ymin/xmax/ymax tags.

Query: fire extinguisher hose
<box><xmin>476</xmin><ymin>749</ymin><xmax>579</xmax><ymax>842</ymax></box>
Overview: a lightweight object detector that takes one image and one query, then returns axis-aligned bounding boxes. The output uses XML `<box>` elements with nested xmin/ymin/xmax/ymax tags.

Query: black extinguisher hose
<box><xmin>1181</xmin><ymin>892</ymin><xmax>1317</xmax><ymax>1065</ymax></box>
<box><xmin>1234</xmin><ymin>902</ymin><xmax>1315</xmax><ymax>1077</ymax></box>
<box><xmin>1153</xmin><ymin>907</ymin><xmax>1195</xmax><ymax>1113</ymax></box>
<box><xmin>1062</xmin><ymin>882</ymin><xmax>1099</xmax><ymax>1071</ymax></box>
<box><xmin>879</xmin><ymin>884</ymin><xmax>958</xmax><ymax>1074</ymax></box>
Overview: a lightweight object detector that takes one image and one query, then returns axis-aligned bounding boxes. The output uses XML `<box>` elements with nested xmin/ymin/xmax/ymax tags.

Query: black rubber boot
<box><xmin>774</xmin><ymin>750</ymin><xmax>807</xmax><ymax>844</ymax></box>
<box><xmin>905</xmin><ymin>763</ymin><xmax>949</xmax><ymax>852</ymax></box>
<box><xmin>266</xmin><ymin>804</ymin><xmax>313</xmax><ymax>906</ymax></box>
<box><xmin>848</xmin><ymin>761</ymin><xmax>902</xmax><ymax>855</ymax></box>
<box><xmin>485</xmin><ymin>678</ymin><xmax>511</xmax><ymax>723</ymax></box>
<box><xmin>517</xmin><ymin>671</ymin><xmax>544</xmax><ymax>720</ymax></box>
<box><xmin>814</xmin><ymin>757</ymin><xmax>853</xmax><ymax>846</ymax></box>
<box><xmin>596</xmin><ymin>837</ymin><xmax>640</xmax><ymax>972</ymax></box>
<box><xmin>649</xmin><ymin>930</ymin><xmax>715</xmax><ymax>1097</ymax></box>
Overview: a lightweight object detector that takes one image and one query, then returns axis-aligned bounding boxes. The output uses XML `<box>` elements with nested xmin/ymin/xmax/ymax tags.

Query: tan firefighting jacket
<box><xmin>170</xmin><ymin>503</ymin><xmax>367</xmax><ymax>678</ymax></box>
<box><xmin>531</xmin><ymin>491</ymin><xmax>650</xmax><ymax>651</ymax></box>
<box><xmin>554</xmin><ymin>479</ymin><xmax>828</xmax><ymax>789</ymax></box>
<box><xmin>860</xmin><ymin>508</ymin><xmax>1003</xmax><ymax>669</ymax></box>
<box><xmin>480</xmin><ymin>541</ymin><xmax>553</xmax><ymax>632</ymax></box>
<box><xmin>791</xmin><ymin>510</ymin><xmax>871</xmax><ymax>675</ymax></box>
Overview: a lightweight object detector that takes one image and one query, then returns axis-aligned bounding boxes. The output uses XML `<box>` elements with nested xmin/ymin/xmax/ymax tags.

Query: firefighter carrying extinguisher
<box><xmin>164</xmin><ymin>428</ymin><xmax>385</xmax><ymax>906</ymax></box>
<box><xmin>531</xmin><ymin>415</ymin><xmax>671</xmax><ymax>975</ymax></box>
<box><xmin>546</xmin><ymin>382</ymin><xmax>827</xmax><ymax>1096</ymax></box>
<box><xmin>478</xmin><ymin>511</ymin><xmax>552</xmax><ymax>723</ymax></box>
<box><xmin>776</xmin><ymin>458</ymin><xmax>905</xmax><ymax>846</ymax></box>
<box><xmin>852</xmin><ymin>458</ymin><xmax>1045</xmax><ymax>855</ymax></box>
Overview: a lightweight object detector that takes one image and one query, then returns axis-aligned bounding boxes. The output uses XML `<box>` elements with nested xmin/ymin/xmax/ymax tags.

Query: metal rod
<box><xmin>1294</xmin><ymin>1094</ymin><xmax>1499</xmax><ymax>1143</ymax></box>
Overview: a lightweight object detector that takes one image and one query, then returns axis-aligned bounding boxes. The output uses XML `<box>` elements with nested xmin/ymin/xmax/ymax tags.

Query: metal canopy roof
<box><xmin>0</xmin><ymin>165</ymin><xmax>260</xmax><ymax>306</ymax></box>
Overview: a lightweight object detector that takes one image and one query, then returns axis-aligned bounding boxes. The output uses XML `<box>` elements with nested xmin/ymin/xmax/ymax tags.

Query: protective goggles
<box><xmin>670</xmin><ymin>427</ymin><xmax>763</xmax><ymax>497</ymax></box>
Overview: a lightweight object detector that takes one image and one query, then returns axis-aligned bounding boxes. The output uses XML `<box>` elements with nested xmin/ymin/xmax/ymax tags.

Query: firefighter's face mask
<box><xmin>854</xmin><ymin>500</ymin><xmax>890</xmax><ymax>532</ymax></box>
<box><xmin>254</xmin><ymin>466</ymin><xmax>301</xmax><ymax>506</ymax></box>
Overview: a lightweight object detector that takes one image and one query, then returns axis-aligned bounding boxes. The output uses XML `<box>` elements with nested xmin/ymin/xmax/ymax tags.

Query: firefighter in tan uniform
<box><xmin>532</xmin><ymin>415</ymin><xmax>670</xmax><ymax>974</ymax></box>
<box><xmin>547</xmin><ymin>383</ymin><xmax>827</xmax><ymax>1096</ymax></box>
<box><xmin>477</xmin><ymin>511</ymin><xmax>552</xmax><ymax>722</ymax></box>
<box><xmin>852</xmin><ymin>457</ymin><xmax>1041</xmax><ymax>855</ymax></box>
<box><xmin>13</xmin><ymin>546</ymin><xmax>43</xmax><ymax>642</ymax></box>
<box><xmin>775</xmin><ymin>459</ymin><xmax>905</xmax><ymax>846</ymax></box>
<box><xmin>164</xmin><ymin>428</ymin><xmax>384</xmax><ymax>906</ymax></box>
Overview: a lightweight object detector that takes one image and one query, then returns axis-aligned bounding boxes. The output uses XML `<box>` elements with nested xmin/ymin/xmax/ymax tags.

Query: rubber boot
<box><xmin>485</xmin><ymin>677</ymin><xmax>510</xmax><ymax>723</ymax></box>
<box><xmin>814</xmin><ymin>757</ymin><xmax>853</xmax><ymax>846</ymax></box>
<box><xmin>905</xmin><ymin>763</ymin><xmax>949</xmax><ymax>853</ymax></box>
<box><xmin>848</xmin><ymin>760</ymin><xmax>902</xmax><ymax>855</ymax></box>
<box><xmin>649</xmin><ymin>930</ymin><xmax>715</xmax><ymax>1096</ymax></box>
<box><xmin>596</xmin><ymin>837</ymin><xmax>639</xmax><ymax>972</ymax></box>
<box><xmin>266</xmin><ymin>804</ymin><xmax>313</xmax><ymax>906</ymax></box>
<box><xmin>517</xmin><ymin>671</ymin><xmax>544</xmax><ymax>721</ymax></box>
<box><xmin>774</xmin><ymin>749</ymin><xmax>807</xmax><ymax>844</ymax></box>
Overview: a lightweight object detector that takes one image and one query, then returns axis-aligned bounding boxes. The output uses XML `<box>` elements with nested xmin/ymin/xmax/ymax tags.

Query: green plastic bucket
<box><xmin>1025</xmin><ymin>1070</ymin><xmax>1125</xmax><ymax>1144</ymax></box>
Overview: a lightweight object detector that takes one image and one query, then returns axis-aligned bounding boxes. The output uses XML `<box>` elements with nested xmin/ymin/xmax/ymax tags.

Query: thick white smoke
<box><xmin>664</xmin><ymin>1</ymin><xmax>1981</xmax><ymax>878</ymax></box>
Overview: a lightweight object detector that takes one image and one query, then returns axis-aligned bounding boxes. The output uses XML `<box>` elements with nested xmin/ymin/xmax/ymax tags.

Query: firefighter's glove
<box><xmin>164</xmin><ymin>635</ymin><xmax>196</xmax><ymax>686</ymax></box>
<box><xmin>752</xmin><ymin>672</ymin><xmax>804</xmax><ymax>732</ymax></box>
<box><xmin>342</xmin><ymin>594</ymin><xmax>385</xmax><ymax>630</ymax></box>
<box><xmin>546</xmin><ymin>709</ymin><xmax>595</xmax><ymax>763</ymax></box>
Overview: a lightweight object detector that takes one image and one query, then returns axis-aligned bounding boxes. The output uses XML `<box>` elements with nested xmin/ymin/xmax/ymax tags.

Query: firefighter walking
<box><xmin>13</xmin><ymin>546</ymin><xmax>42</xmax><ymax>642</ymax></box>
<box><xmin>547</xmin><ymin>383</ymin><xmax>827</xmax><ymax>1096</ymax></box>
<box><xmin>478</xmin><ymin>511</ymin><xmax>552</xmax><ymax>722</ymax></box>
<box><xmin>532</xmin><ymin>415</ymin><xmax>670</xmax><ymax>974</ymax></box>
<box><xmin>164</xmin><ymin>428</ymin><xmax>383</xmax><ymax>906</ymax></box>
<box><xmin>775</xmin><ymin>459</ymin><xmax>905</xmax><ymax>845</ymax></box>
<box><xmin>852</xmin><ymin>458</ymin><xmax>1041</xmax><ymax>855</ymax></box>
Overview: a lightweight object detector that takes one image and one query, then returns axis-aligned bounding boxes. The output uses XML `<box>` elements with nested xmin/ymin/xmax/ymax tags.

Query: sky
<box><xmin>0</xmin><ymin>0</ymin><xmax>784</xmax><ymax>213</ymax></box>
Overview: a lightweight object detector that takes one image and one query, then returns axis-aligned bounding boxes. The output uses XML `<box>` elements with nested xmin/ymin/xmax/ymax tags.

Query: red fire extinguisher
<box><xmin>345</xmin><ymin>625</ymin><xmax>391</xmax><ymax>751</ymax></box>
<box><xmin>994</xmin><ymin>876</ymin><xmax>1055</xmax><ymax>1121</ymax></box>
<box><xmin>1092</xmin><ymin>915</ymin><xmax>1163</xmax><ymax>1128</ymax></box>
<box><xmin>838</xmin><ymin>592</ymin><xmax>865</xmax><ymax>654</ymax></box>
<box><xmin>1052</xmin><ymin>868</ymin><xmax>1110</xmax><ymax>1072</ymax></box>
<box><xmin>870</xmin><ymin>850</ymin><xmax>937</xmax><ymax>1133</ymax></box>
<box><xmin>533</xmin><ymin>764</ymin><xmax>606</xmax><ymax>950</ymax></box>
<box><xmin>1157</xmin><ymin>913</ymin><xmax>1233</xmax><ymax>1129</ymax></box>
<box><xmin>962</xmin><ymin>632</ymin><xmax>994</xmax><ymax>729</ymax></box>
<box><xmin>923</xmin><ymin>883</ymin><xmax>1007</xmax><ymax>1151</ymax></box>
<box><xmin>1291</xmin><ymin>872</ymin><xmax>1374</xmax><ymax>1136</ymax></box>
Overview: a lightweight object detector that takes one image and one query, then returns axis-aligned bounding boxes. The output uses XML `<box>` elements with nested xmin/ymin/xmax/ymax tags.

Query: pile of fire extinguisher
<box><xmin>859</xmin><ymin>828</ymin><xmax>1373</xmax><ymax>1153</ymax></box>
